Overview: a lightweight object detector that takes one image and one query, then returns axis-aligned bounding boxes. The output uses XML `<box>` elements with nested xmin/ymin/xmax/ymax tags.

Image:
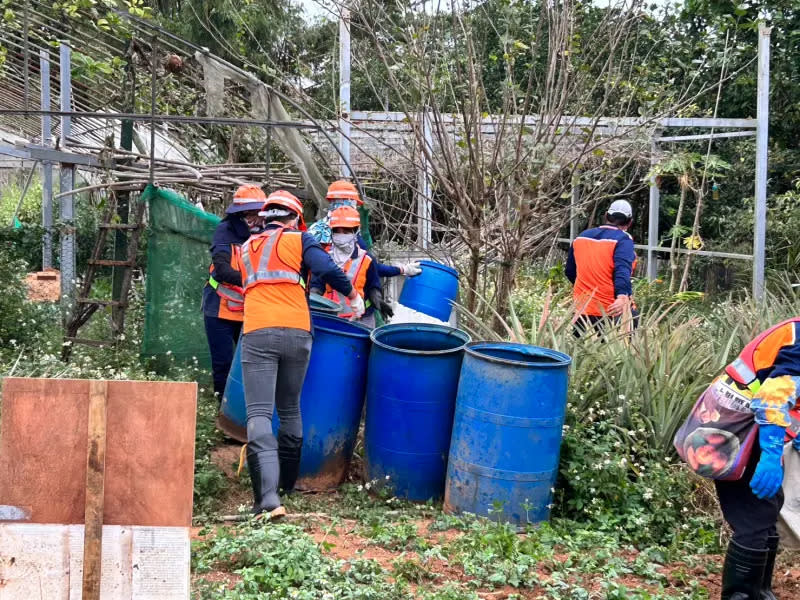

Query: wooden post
<box><xmin>82</xmin><ymin>380</ymin><xmax>108</xmax><ymax>600</ymax></box>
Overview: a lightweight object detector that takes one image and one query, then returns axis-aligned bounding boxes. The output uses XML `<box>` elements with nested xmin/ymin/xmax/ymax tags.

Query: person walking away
<box><xmin>310</xmin><ymin>206</ymin><xmax>382</xmax><ymax>328</ymax></box>
<box><xmin>236</xmin><ymin>190</ymin><xmax>364</xmax><ymax>519</ymax></box>
<box><xmin>308</xmin><ymin>180</ymin><xmax>421</xmax><ymax>321</ymax></box>
<box><xmin>202</xmin><ymin>184</ymin><xmax>266</xmax><ymax>402</ymax></box>
<box><xmin>565</xmin><ymin>199</ymin><xmax>637</xmax><ymax>336</ymax></box>
<box><xmin>673</xmin><ymin>318</ymin><xmax>800</xmax><ymax>599</ymax></box>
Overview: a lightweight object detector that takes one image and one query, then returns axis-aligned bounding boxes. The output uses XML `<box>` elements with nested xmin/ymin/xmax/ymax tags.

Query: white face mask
<box><xmin>331</xmin><ymin>232</ymin><xmax>357</xmax><ymax>267</ymax></box>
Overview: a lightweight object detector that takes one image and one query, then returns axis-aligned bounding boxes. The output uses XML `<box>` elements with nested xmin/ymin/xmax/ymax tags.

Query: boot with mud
<box><xmin>278</xmin><ymin>432</ymin><xmax>303</xmax><ymax>496</ymax></box>
<box><xmin>246</xmin><ymin>447</ymin><xmax>287</xmax><ymax>522</ymax></box>
<box><xmin>760</xmin><ymin>535</ymin><xmax>779</xmax><ymax>600</ymax></box>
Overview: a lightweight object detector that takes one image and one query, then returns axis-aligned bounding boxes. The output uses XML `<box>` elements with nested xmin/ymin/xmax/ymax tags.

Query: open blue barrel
<box><xmin>308</xmin><ymin>293</ymin><xmax>342</xmax><ymax>315</ymax></box>
<box><xmin>398</xmin><ymin>260</ymin><xmax>458</xmax><ymax>322</ymax></box>
<box><xmin>365</xmin><ymin>323</ymin><xmax>470</xmax><ymax>501</ymax></box>
<box><xmin>444</xmin><ymin>342</ymin><xmax>571</xmax><ymax>527</ymax></box>
<box><xmin>218</xmin><ymin>312</ymin><xmax>371</xmax><ymax>490</ymax></box>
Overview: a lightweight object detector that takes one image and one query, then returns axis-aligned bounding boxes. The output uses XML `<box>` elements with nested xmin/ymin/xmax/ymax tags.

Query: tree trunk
<box><xmin>492</xmin><ymin>256</ymin><xmax>518</xmax><ymax>334</ymax></box>
<box><xmin>465</xmin><ymin>245</ymin><xmax>481</xmax><ymax>313</ymax></box>
<box><xmin>668</xmin><ymin>184</ymin><xmax>687</xmax><ymax>293</ymax></box>
<box><xmin>679</xmin><ymin>189</ymin><xmax>705</xmax><ymax>292</ymax></box>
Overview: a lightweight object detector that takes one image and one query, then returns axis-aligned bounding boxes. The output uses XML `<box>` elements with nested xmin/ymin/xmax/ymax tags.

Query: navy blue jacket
<box><xmin>202</xmin><ymin>215</ymin><xmax>251</xmax><ymax>318</ymax></box>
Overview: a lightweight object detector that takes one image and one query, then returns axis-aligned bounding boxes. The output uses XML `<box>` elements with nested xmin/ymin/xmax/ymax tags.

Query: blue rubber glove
<box><xmin>750</xmin><ymin>424</ymin><xmax>786</xmax><ymax>499</ymax></box>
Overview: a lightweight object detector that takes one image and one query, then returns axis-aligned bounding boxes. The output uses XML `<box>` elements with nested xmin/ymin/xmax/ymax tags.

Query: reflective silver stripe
<box><xmin>333</xmin><ymin>250</ymin><xmax>369</xmax><ymax>315</ymax></box>
<box><xmin>241</xmin><ymin>229</ymin><xmax>301</xmax><ymax>287</ymax></box>
<box><xmin>217</xmin><ymin>285</ymin><xmax>244</xmax><ymax>303</ymax></box>
<box><xmin>729</xmin><ymin>357</ymin><xmax>757</xmax><ymax>384</ymax></box>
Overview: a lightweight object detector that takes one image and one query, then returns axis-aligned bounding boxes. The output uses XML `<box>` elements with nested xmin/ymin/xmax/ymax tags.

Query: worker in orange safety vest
<box><xmin>235</xmin><ymin>190</ymin><xmax>362</xmax><ymax>520</ymax></box>
<box><xmin>675</xmin><ymin>318</ymin><xmax>800</xmax><ymax>599</ymax></box>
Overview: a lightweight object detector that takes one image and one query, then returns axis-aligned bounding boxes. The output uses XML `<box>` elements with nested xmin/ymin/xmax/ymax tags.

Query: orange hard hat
<box><xmin>329</xmin><ymin>206</ymin><xmax>361</xmax><ymax>229</ymax></box>
<box><xmin>226</xmin><ymin>184</ymin><xmax>266</xmax><ymax>214</ymax></box>
<box><xmin>326</xmin><ymin>180</ymin><xmax>363</xmax><ymax>205</ymax></box>
<box><xmin>259</xmin><ymin>190</ymin><xmax>306</xmax><ymax>231</ymax></box>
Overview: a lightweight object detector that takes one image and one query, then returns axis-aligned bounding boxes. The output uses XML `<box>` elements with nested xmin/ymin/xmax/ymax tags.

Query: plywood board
<box><xmin>0</xmin><ymin>523</ymin><xmax>190</xmax><ymax>600</ymax></box>
<box><xmin>0</xmin><ymin>378</ymin><xmax>197</xmax><ymax>527</ymax></box>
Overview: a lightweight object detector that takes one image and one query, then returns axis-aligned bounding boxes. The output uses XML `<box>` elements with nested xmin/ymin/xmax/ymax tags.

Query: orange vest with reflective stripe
<box><xmin>325</xmin><ymin>249</ymin><xmax>371</xmax><ymax>318</ymax></box>
<box><xmin>237</xmin><ymin>226</ymin><xmax>309</xmax><ymax>333</ymax></box>
<box><xmin>725</xmin><ymin>318</ymin><xmax>800</xmax><ymax>438</ymax></box>
<box><xmin>208</xmin><ymin>245</ymin><xmax>245</xmax><ymax>321</ymax></box>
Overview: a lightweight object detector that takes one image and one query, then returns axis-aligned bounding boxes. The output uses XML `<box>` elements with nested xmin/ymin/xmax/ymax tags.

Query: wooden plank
<box><xmin>82</xmin><ymin>380</ymin><xmax>108</xmax><ymax>600</ymax></box>
<box><xmin>0</xmin><ymin>378</ymin><xmax>197</xmax><ymax>527</ymax></box>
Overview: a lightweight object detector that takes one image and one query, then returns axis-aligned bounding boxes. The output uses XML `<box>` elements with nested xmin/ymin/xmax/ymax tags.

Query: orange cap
<box><xmin>326</xmin><ymin>180</ymin><xmax>363</xmax><ymax>205</ymax></box>
<box><xmin>329</xmin><ymin>206</ymin><xmax>361</xmax><ymax>229</ymax></box>
<box><xmin>226</xmin><ymin>184</ymin><xmax>267</xmax><ymax>214</ymax></box>
<box><xmin>259</xmin><ymin>190</ymin><xmax>306</xmax><ymax>231</ymax></box>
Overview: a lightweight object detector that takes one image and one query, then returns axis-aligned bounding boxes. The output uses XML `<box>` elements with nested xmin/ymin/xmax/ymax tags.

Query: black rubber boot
<box><xmin>277</xmin><ymin>432</ymin><xmax>303</xmax><ymax>494</ymax></box>
<box><xmin>246</xmin><ymin>448</ymin><xmax>282</xmax><ymax>515</ymax></box>
<box><xmin>760</xmin><ymin>535</ymin><xmax>779</xmax><ymax>600</ymax></box>
<box><xmin>721</xmin><ymin>540</ymin><xmax>769</xmax><ymax>600</ymax></box>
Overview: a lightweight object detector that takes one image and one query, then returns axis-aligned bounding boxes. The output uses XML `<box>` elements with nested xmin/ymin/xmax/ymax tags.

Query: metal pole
<box><xmin>265</xmin><ymin>99</ymin><xmax>272</xmax><ymax>191</ymax></box>
<box><xmin>59</xmin><ymin>43</ymin><xmax>75</xmax><ymax>304</ymax></box>
<box><xmin>149</xmin><ymin>36</ymin><xmax>157</xmax><ymax>185</ymax></box>
<box><xmin>753</xmin><ymin>24</ymin><xmax>770</xmax><ymax>302</ymax></box>
<box><xmin>23</xmin><ymin>0</ymin><xmax>30</xmax><ymax>111</ymax></box>
<box><xmin>338</xmin><ymin>6</ymin><xmax>351</xmax><ymax>178</ymax></box>
<box><xmin>40</xmin><ymin>49</ymin><xmax>53</xmax><ymax>269</ymax></box>
<box><xmin>417</xmin><ymin>108</ymin><xmax>433</xmax><ymax>250</ymax></box>
<box><xmin>647</xmin><ymin>139</ymin><xmax>660</xmax><ymax>280</ymax></box>
<box><xmin>569</xmin><ymin>175</ymin><xmax>580</xmax><ymax>241</ymax></box>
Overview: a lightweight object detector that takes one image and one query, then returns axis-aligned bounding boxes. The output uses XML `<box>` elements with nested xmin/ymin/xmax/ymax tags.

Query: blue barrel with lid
<box><xmin>398</xmin><ymin>260</ymin><xmax>458</xmax><ymax>322</ymax></box>
<box><xmin>364</xmin><ymin>323</ymin><xmax>470</xmax><ymax>501</ymax></box>
<box><xmin>218</xmin><ymin>312</ymin><xmax>371</xmax><ymax>490</ymax></box>
<box><xmin>444</xmin><ymin>342</ymin><xmax>571</xmax><ymax>527</ymax></box>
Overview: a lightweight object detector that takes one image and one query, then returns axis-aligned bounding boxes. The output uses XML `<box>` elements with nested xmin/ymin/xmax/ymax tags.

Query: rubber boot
<box><xmin>760</xmin><ymin>535</ymin><xmax>779</xmax><ymax>600</ymax></box>
<box><xmin>246</xmin><ymin>448</ymin><xmax>284</xmax><ymax>519</ymax></box>
<box><xmin>721</xmin><ymin>540</ymin><xmax>769</xmax><ymax>600</ymax></box>
<box><xmin>278</xmin><ymin>432</ymin><xmax>303</xmax><ymax>494</ymax></box>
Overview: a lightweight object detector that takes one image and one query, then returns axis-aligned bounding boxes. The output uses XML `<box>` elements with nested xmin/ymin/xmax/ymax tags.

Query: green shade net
<box><xmin>141</xmin><ymin>185</ymin><xmax>220</xmax><ymax>369</ymax></box>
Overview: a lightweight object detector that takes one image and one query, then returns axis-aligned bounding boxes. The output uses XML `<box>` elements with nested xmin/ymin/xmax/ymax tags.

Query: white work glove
<box><xmin>349</xmin><ymin>293</ymin><xmax>366</xmax><ymax>320</ymax></box>
<box><xmin>401</xmin><ymin>262</ymin><xmax>422</xmax><ymax>277</ymax></box>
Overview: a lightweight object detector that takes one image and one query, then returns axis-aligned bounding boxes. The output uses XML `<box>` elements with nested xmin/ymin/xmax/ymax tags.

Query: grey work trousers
<box><xmin>241</xmin><ymin>327</ymin><xmax>312</xmax><ymax>508</ymax></box>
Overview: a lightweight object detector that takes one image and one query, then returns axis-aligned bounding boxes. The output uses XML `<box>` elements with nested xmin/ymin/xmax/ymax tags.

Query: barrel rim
<box><xmin>465</xmin><ymin>341</ymin><xmax>571</xmax><ymax>367</ymax></box>
<box><xmin>312</xmin><ymin>312</ymin><xmax>372</xmax><ymax>339</ymax></box>
<box><xmin>371</xmin><ymin>323</ymin><xmax>471</xmax><ymax>355</ymax></box>
<box><xmin>308</xmin><ymin>292</ymin><xmax>342</xmax><ymax>313</ymax></box>
<box><xmin>418</xmin><ymin>259</ymin><xmax>459</xmax><ymax>278</ymax></box>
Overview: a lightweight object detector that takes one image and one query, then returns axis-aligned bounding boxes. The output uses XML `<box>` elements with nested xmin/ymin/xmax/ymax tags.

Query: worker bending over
<box><xmin>310</xmin><ymin>206</ymin><xmax>382</xmax><ymax>328</ymax></box>
<box><xmin>202</xmin><ymin>184</ymin><xmax>265</xmax><ymax>401</ymax></box>
<box><xmin>675</xmin><ymin>318</ymin><xmax>800</xmax><ymax>599</ymax></box>
<box><xmin>236</xmin><ymin>190</ymin><xmax>363</xmax><ymax>519</ymax></box>
<box><xmin>308</xmin><ymin>180</ymin><xmax>421</xmax><ymax>320</ymax></box>
<box><xmin>565</xmin><ymin>199</ymin><xmax>637</xmax><ymax>336</ymax></box>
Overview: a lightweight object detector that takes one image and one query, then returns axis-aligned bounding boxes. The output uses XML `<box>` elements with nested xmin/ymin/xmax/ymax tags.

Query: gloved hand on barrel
<box><xmin>401</xmin><ymin>262</ymin><xmax>422</xmax><ymax>277</ymax></box>
<box><xmin>348</xmin><ymin>291</ymin><xmax>366</xmax><ymax>320</ymax></box>
<box><xmin>369</xmin><ymin>288</ymin><xmax>393</xmax><ymax>320</ymax></box>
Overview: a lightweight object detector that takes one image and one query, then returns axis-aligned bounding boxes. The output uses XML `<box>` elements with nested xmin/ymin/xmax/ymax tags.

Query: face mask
<box><xmin>332</xmin><ymin>232</ymin><xmax>356</xmax><ymax>248</ymax></box>
<box><xmin>243</xmin><ymin>214</ymin><xmax>262</xmax><ymax>233</ymax></box>
<box><xmin>331</xmin><ymin>232</ymin><xmax>357</xmax><ymax>267</ymax></box>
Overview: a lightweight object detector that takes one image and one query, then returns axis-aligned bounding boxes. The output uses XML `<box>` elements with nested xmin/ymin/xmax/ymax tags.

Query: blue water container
<box><xmin>444</xmin><ymin>342</ymin><xmax>571</xmax><ymax>527</ymax></box>
<box><xmin>398</xmin><ymin>260</ymin><xmax>458</xmax><ymax>322</ymax></box>
<box><xmin>218</xmin><ymin>312</ymin><xmax>371</xmax><ymax>490</ymax></box>
<box><xmin>364</xmin><ymin>323</ymin><xmax>470</xmax><ymax>501</ymax></box>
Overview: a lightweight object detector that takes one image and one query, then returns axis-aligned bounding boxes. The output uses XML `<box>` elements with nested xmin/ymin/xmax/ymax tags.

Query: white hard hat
<box><xmin>607</xmin><ymin>199</ymin><xmax>633</xmax><ymax>219</ymax></box>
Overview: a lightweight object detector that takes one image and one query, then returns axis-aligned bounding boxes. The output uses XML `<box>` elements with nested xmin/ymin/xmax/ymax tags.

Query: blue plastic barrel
<box><xmin>398</xmin><ymin>260</ymin><xmax>458</xmax><ymax>322</ymax></box>
<box><xmin>309</xmin><ymin>293</ymin><xmax>342</xmax><ymax>315</ymax></box>
<box><xmin>444</xmin><ymin>342</ymin><xmax>571</xmax><ymax>527</ymax></box>
<box><xmin>218</xmin><ymin>312</ymin><xmax>371</xmax><ymax>490</ymax></box>
<box><xmin>364</xmin><ymin>323</ymin><xmax>470</xmax><ymax>501</ymax></box>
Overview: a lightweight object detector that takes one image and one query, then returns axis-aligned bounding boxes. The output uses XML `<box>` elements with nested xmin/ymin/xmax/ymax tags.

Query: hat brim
<box><xmin>226</xmin><ymin>202</ymin><xmax>264</xmax><ymax>214</ymax></box>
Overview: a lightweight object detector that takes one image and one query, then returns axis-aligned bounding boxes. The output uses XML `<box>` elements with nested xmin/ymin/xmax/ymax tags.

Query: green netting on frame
<box><xmin>141</xmin><ymin>185</ymin><xmax>220</xmax><ymax>368</ymax></box>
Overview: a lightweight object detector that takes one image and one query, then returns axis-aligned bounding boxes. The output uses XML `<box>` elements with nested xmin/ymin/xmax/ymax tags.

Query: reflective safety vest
<box><xmin>208</xmin><ymin>245</ymin><xmax>245</xmax><ymax>318</ymax></box>
<box><xmin>725</xmin><ymin>317</ymin><xmax>800</xmax><ymax>438</ymax></box>
<box><xmin>325</xmin><ymin>249</ymin><xmax>371</xmax><ymax>317</ymax></box>
<box><xmin>240</xmin><ymin>227</ymin><xmax>303</xmax><ymax>291</ymax></box>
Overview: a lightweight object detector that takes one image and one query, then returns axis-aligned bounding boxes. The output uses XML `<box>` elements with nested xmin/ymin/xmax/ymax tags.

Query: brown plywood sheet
<box><xmin>0</xmin><ymin>378</ymin><xmax>197</xmax><ymax>527</ymax></box>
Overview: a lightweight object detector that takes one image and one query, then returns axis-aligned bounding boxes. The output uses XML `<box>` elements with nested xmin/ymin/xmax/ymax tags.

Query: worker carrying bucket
<box><xmin>235</xmin><ymin>190</ymin><xmax>363</xmax><ymax>520</ymax></box>
<box><xmin>202</xmin><ymin>184</ymin><xmax>266</xmax><ymax>402</ymax></box>
<box><xmin>674</xmin><ymin>317</ymin><xmax>800</xmax><ymax>599</ymax></box>
<box><xmin>308</xmin><ymin>180</ymin><xmax>422</xmax><ymax>321</ymax></box>
<box><xmin>310</xmin><ymin>206</ymin><xmax>382</xmax><ymax>329</ymax></box>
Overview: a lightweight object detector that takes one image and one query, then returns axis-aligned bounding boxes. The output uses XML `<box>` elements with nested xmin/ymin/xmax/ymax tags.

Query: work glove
<box><xmin>368</xmin><ymin>288</ymin><xmax>393</xmax><ymax>320</ymax></box>
<box><xmin>400</xmin><ymin>262</ymin><xmax>422</xmax><ymax>277</ymax></box>
<box><xmin>349</xmin><ymin>293</ymin><xmax>366</xmax><ymax>320</ymax></box>
<box><xmin>750</xmin><ymin>424</ymin><xmax>786</xmax><ymax>499</ymax></box>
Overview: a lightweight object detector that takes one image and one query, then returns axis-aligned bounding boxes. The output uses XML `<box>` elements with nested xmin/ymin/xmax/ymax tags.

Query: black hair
<box><xmin>606</xmin><ymin>212</ymin><xmax>632</xmax><ymax>227</ymax></box>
